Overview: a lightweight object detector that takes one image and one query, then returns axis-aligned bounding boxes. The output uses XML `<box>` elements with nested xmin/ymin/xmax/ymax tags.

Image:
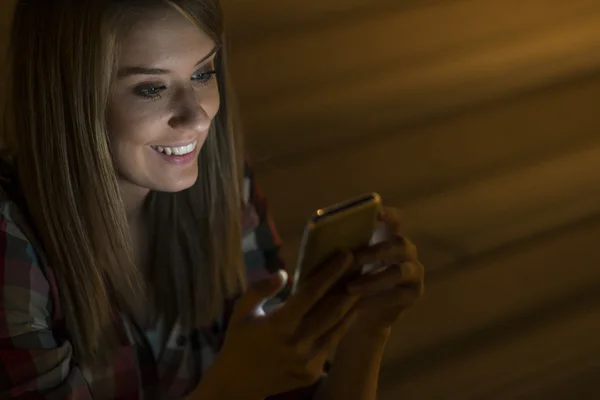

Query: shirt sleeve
<box><xmin>0</xmin><ymin>211</ymin><xmax>92</xmax><ymax>399</ymax></box>
<box><xmin>241</xmin><ymin>160</ymin><xmax>291</xmax><ymax>302</ymax></box>
<box><xmin>240</xmin><ymin>160</ymin><xmax>325</xmax><ymax>400</ymax></box>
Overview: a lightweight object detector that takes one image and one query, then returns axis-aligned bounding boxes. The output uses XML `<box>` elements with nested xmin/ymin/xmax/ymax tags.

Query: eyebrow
<box><xmin>117</xmin><ymin>45</ymin><xmax>220</xmax><ymax>78</ymax></box>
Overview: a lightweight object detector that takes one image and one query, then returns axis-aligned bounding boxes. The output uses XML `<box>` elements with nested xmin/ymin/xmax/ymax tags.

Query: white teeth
<box><xmin>152</xmin><ymin>141</ymin><xmax>197</xmax><ymax>156</ymax></box>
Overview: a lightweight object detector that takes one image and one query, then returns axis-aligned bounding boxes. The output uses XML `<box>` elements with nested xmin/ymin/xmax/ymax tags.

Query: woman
<box><xmin>0</xmin><ymin>0</ymin><xmax>424</xmax><ymax>399</ymax></box>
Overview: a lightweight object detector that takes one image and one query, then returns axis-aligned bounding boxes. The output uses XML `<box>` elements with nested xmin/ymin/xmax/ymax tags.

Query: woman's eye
<box><xmin>135</xmin><ymin>84</ymin><xmax>166</xmax><ymax>100</ymax></box>
<box><xmin>192</xmin><ymin>70</ymin><xmax>217</xmax><ymax>86</ymax></box>
<box><xmin>133</xmin><ymin>71</ymin><xmax>216</xmax><ymax>101</ymax></box>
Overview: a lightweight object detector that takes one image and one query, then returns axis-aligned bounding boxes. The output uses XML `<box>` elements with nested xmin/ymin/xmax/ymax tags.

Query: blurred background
<box><xmin>222</xmin><ymin>1</ymin><xmax>600</xmax><ymax>398</ymax></box>
<box><xmin>3</xmin><ymin>0</ymin><xmax>600</xmax><ymax>398</ymax></box>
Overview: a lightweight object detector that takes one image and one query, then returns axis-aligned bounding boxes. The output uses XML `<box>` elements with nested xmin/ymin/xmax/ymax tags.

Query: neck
<box><xmin>119</xmin><ymin>180</ymin><xmax>150</xmax><ymax>225</ymax></box>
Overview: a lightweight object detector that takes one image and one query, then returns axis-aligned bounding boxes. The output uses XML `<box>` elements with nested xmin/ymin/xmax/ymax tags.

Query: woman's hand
<box><xmin>202</xmin><ymin>253</ymin><xmax>362</xmax><ymax>399</ymax></box>
<box><xmin>346</xmin><ymin>207</ymin><xmax>425</xmax><ymax>335</ymax></box>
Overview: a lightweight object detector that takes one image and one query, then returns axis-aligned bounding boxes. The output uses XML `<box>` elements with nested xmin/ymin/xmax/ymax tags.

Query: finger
<box><xmin>378</xmin><ymin>207</ymin><xmax>403</xmax><ymax>235</ymax></box>
<box><xmin>354</xmin><ymin>237</ymin><xmax>417</xmax><ymax>265</ymax></box>
<box><xmin>355</xmin><ymin>284</ymin><xmax>423</xmax><ymax>312</ymax></box>
<box><xmin>293</xmin><ymin>290</ymin><xmax>360</xmax><ymax>349</ymax></box>
<box><xmin>229</xmin><ymin>269</ymin><xmax>288</xmax><ymax>324</ymax></box>
<box><xmin>347</xmin><ymin>262</ymin><xmax>423</xmax><ymax>295</ymax></box>
<box><xmin>273</xmin><ymin>252</ymin><xmax>354</xmax><ymax>329</ymax></box>
<box><xmin>311</xmin><ymin>304</ymin><xmax>360</xmax><ymax>355</ymax></box>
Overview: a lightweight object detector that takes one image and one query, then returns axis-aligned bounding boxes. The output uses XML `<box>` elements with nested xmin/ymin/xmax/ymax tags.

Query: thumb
<box><xmin>230</xmin><ymin>269</ymin><xmax>288</xmax><ymax>324</ymax></box>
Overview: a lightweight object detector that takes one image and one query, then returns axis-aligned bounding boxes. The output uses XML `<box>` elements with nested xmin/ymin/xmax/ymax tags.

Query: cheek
<box><xmin>107</xmin><ymin>103</ymin><xmax>164</xmax><ymax>147</ymax></box>
<box><xmin>200</xmin><ymin>84</ymin><xmax>221</xmax><ymax>120</ymax></box>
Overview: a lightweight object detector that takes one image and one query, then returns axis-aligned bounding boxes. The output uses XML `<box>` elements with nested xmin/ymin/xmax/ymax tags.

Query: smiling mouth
<box><xmin>151</xmin><ymin>140</ymin><xmax>198</xmax><ymax>156</ymax></box>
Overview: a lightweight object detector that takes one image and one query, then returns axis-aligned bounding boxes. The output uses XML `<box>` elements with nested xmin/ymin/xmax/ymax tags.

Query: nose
<box><xmin>168</xmin><ymin>86</ymin><xmax>212</xmax><ymax>133</ymax></box>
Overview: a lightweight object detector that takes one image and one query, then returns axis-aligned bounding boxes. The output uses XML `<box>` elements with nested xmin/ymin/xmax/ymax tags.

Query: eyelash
<box><xmin>136</xmin><ymin>70</ymin><xmax>217</xmax><ymax>101</ymax></box>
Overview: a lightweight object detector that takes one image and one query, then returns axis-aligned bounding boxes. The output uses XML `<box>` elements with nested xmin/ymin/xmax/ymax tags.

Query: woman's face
<box><xmin>108</xmin><ymin>8</ymin><xmax>220</xmax><ymax>195</ymax></box>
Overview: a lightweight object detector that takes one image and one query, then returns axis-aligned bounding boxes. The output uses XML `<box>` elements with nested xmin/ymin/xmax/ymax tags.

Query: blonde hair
<box><xmin>2</xmin><ymin>0</ymin><xmax>245</xmax><ymax>364</ymax></box>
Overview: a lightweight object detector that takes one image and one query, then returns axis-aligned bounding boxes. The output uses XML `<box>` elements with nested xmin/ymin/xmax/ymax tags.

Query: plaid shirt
<box><xmin>0</xmin><ymin>160</ymin><xmax>321</xmax><ymax>399</ymax></box>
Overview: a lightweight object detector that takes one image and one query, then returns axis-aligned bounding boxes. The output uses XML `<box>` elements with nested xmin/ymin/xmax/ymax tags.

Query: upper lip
<box><xmin>152</xmin><ymin>139</ymin><xmax>197</xmax><ymax>148</ymax></box>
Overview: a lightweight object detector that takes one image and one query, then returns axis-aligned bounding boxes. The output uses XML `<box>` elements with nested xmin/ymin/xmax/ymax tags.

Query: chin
<box><xmin>156</xmin><ymin>174</ymin><xmax>199</xmax><ymax>193</ymax></box>
<box><xmin>148</xmin><ymin>164</ymin><xmax>199</xmax><ymax>193</ymax></box>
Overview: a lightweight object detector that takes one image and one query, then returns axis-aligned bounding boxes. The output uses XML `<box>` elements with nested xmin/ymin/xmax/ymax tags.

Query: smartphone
<box><xmin>290</xmin><ymin>192</ymin><xmax>383</xmax><ymax>294</ymax></box>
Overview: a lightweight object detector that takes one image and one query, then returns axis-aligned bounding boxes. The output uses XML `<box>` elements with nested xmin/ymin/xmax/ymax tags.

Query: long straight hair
<box><xmin>2</xmin><ymin>0</ymin><xmax>246</xmax><ymax>364</ymax></box>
